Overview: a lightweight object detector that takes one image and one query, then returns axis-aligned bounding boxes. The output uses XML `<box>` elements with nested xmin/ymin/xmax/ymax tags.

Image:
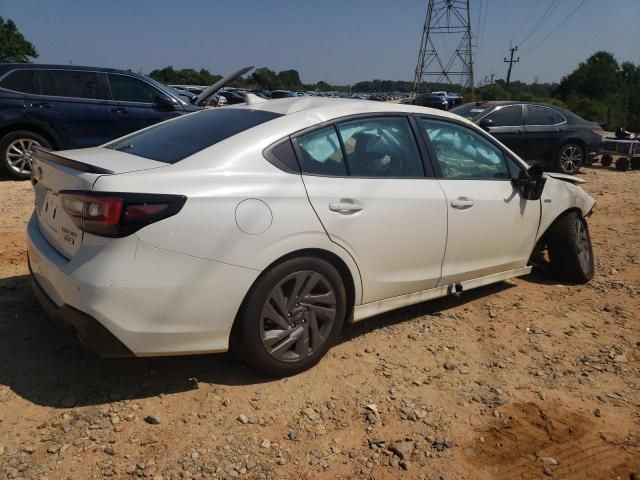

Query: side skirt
<box><xmin>352</xmin><ymin>266</ymin><xmax>532</xmax><ymax>322</ymax></box>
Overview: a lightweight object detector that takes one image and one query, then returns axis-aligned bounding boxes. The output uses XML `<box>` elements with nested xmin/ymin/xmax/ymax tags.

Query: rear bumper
<box><xmin>30</xmin><ymin>270</ymin><xmax>133</xmax><ymax>357</ymax></box>
<box><xmin>27</xmin><ymin>211</ymin><xmax>260</xmax><ymax>356</ymax></box>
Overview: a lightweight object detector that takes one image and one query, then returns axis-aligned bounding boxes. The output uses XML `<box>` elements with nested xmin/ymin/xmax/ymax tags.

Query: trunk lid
<box><xmin>31</xmin><ymin>147</ymin><xmax>166</xmax><ymax>259</ymax></box>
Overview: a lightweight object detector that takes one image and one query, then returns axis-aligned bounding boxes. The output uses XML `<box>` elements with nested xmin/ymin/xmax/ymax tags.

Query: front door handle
<box><xmin>329</xmin><ymin>200</ymin><xmax>363</xmax><ymax>214</ymax></box>
<box><xmin>111</xmin><ymin>107</ymin><xmax>128</xmax><ymax>114</ymax></box>
<box><xmin>450</xmin><ymin>197</ymin><xmax>475</xmax><ymax>210</ymax></box>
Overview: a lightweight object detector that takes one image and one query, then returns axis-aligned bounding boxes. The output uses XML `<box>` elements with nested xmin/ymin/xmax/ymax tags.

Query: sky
<box><xmin>2</xmin><ymin>0</ymin><xmax>639</xmax><ymax>87</ymax></box>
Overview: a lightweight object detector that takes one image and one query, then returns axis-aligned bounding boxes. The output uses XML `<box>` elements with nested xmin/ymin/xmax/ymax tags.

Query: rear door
<box><xmin>522</xmin><ymin>104</ymin><xmax>566</xmax><ymax>164</ymax></box>
<box><xmin>417</xmin><ymin>116</ymin><xmax>540</xmax><ymax>285</ymax></box>
<box><xmin>26</xmin><ymin>69</ymin><xmax>112</xmax><ymax>148</ymax></box>
<box><xmin>106</xmin><ymin>73</ymin><xmax>183</xmax><ymax>138</ymax></box>
<box><xmin>480</xmin><ymin>104</ymin><xmax>525</xmax><ymax>157</ymax></box>
<box><xmin>297</xmin><ymin>115</ymin><xmax>448</xmax><ymax>304</ymax></box>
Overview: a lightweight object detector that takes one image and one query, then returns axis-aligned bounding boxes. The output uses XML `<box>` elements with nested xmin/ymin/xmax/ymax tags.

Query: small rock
<box><xmin>400</xmin><ymin>460</ymin><xmax>410</xmax><ymax>470</ymax></box>
<box><xmin>594</xmin><ymin>408</ymin><xmax>601</xmax><ymax>418</ymax></box>
<box><xmin>539</xmin><ymin>456</ymin><xmax>557</xmax><ymax>465</ymax></box>
<box><xmin>389</xmin><ymin>440</ymin><xmax>414</xmax><ymax>460</ymax></box>
<box><xmin>260</xmin><ymin>439</ymin><xmax>271</xmax><ymax>449</ymax></box>
<box><xmin>443</xmin><ymin>361</ymin><xmax>457</xmax><ymax>371</ymax></box>
<box><xmin>458</xmin><ymin>366</ymin><xmax>471</xmax><ymax>375</ymax></box>
<box><xmin>614</xmin><ymin>354</ymin><xmax>628</xmax><ymax>363</ymax></box>
<box><xmin>364</xmin><ymin>347</ymin><xmax>374</xmax><ymax>353</ymax></box>
<box><xmin>543</xmin><ymin>466</ymin><xmax>554</xmax><ymax>476</ymax></box>
<box><xmin>303</xmin><ymin>407</ymin><xmax>319</xmax><ymax>421</ymax></box>
<box><xmin>104</xmin><ymin>445</ymin><xmax>116</xmax><ymax>455</ymax></box>
<box><xmin>47</xmin><ymin>444</ymin><xmax>61</xmax><ymax>454</ymax></box>
<box><xmin>237</xmin><ymin>414</ymin><xmax>249</xmax><ymax>424</ymax></box>
<box><xmin>144</xmin><ymin>415</ymin><xmax>161</xmax><ymax>425</ymax></box>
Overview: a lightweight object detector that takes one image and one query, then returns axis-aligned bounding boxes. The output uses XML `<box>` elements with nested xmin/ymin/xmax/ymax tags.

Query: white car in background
<box><xmin>27</xmin><ymin>97</ymin><xmax>595</xmax><ymax>376</ymax></box>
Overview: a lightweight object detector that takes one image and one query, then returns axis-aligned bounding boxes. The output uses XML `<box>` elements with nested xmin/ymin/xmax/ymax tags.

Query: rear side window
<box><xmin>526</xmin><ymin>105</ymin><xmax>558</xmax><ymax>126</ymax></box>
<box><xmin>108</xmin><ymin>74</ymin><xmax>160</xmax><ymax>103</ymax></box>
<box><xmin>336</xmin><ymin>117</ymin><xmax>423</xmax><ymax>177</ymax></box>
<box><xmin>0</xmin><ymin>70</ymin><xmax>37</xmax><ymax>93</ymax></box>
<box><xmin>105</xmin><ymin>108</ymin><xmax>282</xmax><ymax>164</ymax></box>
<box><xmin>38</xmin><ymin>70</ymin><xmax>107</xmax><ymax>99</ymax></box>
<box><xmin>484</xmin><ymin>105</ymin><xmax>522</xmax><ymax>127</ymax></box>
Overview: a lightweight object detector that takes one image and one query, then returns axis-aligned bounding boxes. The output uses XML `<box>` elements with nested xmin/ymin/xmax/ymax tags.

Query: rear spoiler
<box><xmin>33</xmin><ymin>147</ymin><xmax>113</xmax><ymax>174</ymax></box>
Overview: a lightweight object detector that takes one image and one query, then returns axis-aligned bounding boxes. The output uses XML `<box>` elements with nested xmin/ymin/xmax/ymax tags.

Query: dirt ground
<box><xmin>0</xmin><ymin>166</ymin><xmax>638</xmax><ymax>480</ymax></box>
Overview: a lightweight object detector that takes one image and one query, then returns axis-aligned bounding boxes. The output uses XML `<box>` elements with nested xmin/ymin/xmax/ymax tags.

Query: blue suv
<box><xmin>0</xmin><ymin>64</ymin><xmax>251</xmax><ymax>179</ymax></box>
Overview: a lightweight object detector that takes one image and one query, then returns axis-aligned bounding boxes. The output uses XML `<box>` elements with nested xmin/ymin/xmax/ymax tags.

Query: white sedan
<box><xmin>27</xmin><ymin>97</ymin><xmax>595</xmax><ymax>376</ymax></box>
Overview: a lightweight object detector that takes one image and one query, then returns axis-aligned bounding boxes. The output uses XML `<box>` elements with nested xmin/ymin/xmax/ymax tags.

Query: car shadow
<box><xmin>0</xmin><ymin>273</ymin><xmax>513</xmax><ymax>408</ymax></box>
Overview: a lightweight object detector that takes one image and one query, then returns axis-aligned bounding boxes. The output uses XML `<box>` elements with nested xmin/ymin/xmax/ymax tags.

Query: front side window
<box><xmin>297</xmin><ymin>126</ymin><xmax>347</xmax><ymax>176</ymax></box>
<box><xmin>484</xmin><ymin>104</ymin><xmax>522</xmax><ymax>127</ymax></box>
<box><xmin>105</xmin><ymin>108</ymin><xmax>281</xmax><ymax>164</ymax></box>
<box><xmin>526</xmin><ymin>105</ymin><xmax>558</xmax><ymax>125</ymax></box>
<box><xmin>38</xmin><ymin>70</ymin><xmax>107</xmax><ymax>99</ymax></box>
<box><xmin>108</xmin><ymin>74</ymin><xmax>161</xmax><ymax>103</ymax></box>
<box><xmin>420</xmin><ymin>118</ymin><xmax>509</xmax><ymax>180</ymax></box>
<box><xmin>336</xmin><ymin>117</ymin><xmax>423</xmax><ymax>177</ymax></box>
<box><xmin>0</xmin><ymin>70</ymin><xmax>37</xmax><ymax>93</ymax></box>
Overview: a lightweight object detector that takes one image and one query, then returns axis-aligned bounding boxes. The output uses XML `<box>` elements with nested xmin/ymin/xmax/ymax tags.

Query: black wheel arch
<box><xmin>230</xmin><ymin>248</ymin><xmax>357</xmax><ymax>344</ymax></box>
<box><xmin>0</xmin><ymin>122</ymin><xmax>61</xmax><ymax>150</ymax></box>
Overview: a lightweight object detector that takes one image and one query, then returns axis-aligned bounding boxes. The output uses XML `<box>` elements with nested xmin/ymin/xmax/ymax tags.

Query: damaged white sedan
<box><xmin>27</xmin><ymin>97</ymin><xmax>595</xmax><ymax>376</ymax></box>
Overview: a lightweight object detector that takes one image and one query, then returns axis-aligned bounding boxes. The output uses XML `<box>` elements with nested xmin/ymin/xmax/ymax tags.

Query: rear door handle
<box><xmin>450</xmin><ymin>197</ymin><xmax>475</xmax><ymax>210</ymax></box>
<box><xmin>111</xmin><ymin>107</ymin><xmax>128</xmax><ymax>114</ymax></box>
<box><xmin>33</xmin><ymin>102</ymin><xmax>52</xmax><ymax>109</ymax></box>
<box><xmin>329</xmin><ymin>200</ymin><xmax>363</xmax><ymax>214</ymax></box>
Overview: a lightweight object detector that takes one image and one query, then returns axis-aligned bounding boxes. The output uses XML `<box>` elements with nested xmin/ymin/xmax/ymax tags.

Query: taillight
<box><xmin>60</xmin><ymin>191</ymin><xmax>186</xmax><ymax>237</ymax></box>
<box><xmin>592</xmin><ymin>128</ymin><xmax>604</xmax><ymax>136</ymax></box>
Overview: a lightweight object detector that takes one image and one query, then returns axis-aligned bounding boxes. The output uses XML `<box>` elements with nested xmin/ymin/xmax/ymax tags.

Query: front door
<box><xmin>106</xmin><ymin>73</ymin><xmax>183</xmax><ymax>139</ymax></box>
<box><xmin>481</xmin><ymin>104</ymin><xmax>525</xmax><ymax>158</ymax></box>
<box><xmin>417</xmin><ymin>116</ymin><xmax>540</xmax><ymax>285</ymax></box>
<box><xmin>297</xmin><ymin>116</ymin><xmax>448</xmax><ymax>304</ymax></box>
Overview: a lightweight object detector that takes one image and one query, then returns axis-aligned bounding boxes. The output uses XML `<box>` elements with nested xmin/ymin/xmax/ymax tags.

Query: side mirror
<box><xmin>514</xmin><ymin>165</ymin><xmax>546</xmax><ymax>200</ymax></box>
<box><xmin>155</xmin><ymin>94</ymin><xmax>177</xmax><ymax>108</ymax></box>
<box><xmin>479</xmin><ymin>118</ymin><xmax>495</xmax><ymax>130</ymax></box>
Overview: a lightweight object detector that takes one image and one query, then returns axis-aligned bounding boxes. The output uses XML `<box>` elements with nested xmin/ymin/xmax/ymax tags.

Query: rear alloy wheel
<box><xmin>547</xmin><ymin>211</ymin><xmax>594</xmax><ymax>283</ymax></box>
<box><xmin>0</xmin><ymin>130</ymin><xmax>51</xmax><ymax>180</ymax></box>
<box><xmin>233</xmin><ymin>257</ymin><xmax>346</xmax><ymax>376</ymax></box>
<box><xmin>557</xmin><ymin>143</ymin><xmax>584</xmax><ymax>174</ymax></box>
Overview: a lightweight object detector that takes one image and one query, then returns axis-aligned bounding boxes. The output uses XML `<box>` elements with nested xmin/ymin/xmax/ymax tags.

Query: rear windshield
<box><xmin>450</xmin><ymin>103</ymin><xmax>493</xmax><ymax>120</ymax></box>
<box><xmin>105</xmin><ymin>108</ymin><xmax>281</xmax><ymax>163</ymax></box>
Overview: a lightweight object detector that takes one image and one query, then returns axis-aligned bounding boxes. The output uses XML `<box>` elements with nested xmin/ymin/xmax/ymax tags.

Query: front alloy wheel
<box><xmin>233</xmin><ymin>257</ymin><xmax>346</xmax><ymax>376</ymax></box>
<box><xmin>547</xmin><ymin>211</ymin><xmax>594</xmax><ymax>283</ymax></box>
<box><xmin>558</xmin><ymin>144</ymin><xmax>584</xmax><ymax>174</ymax></box>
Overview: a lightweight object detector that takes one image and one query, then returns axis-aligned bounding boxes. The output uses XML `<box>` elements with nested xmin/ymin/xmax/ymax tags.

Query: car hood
<box><xmin>193</xmin><ymin>66</ymin><xmax>254</xmax><ymax>106</ymax></box>
<box><xmin>544</xmin><ymin>172</ymin><xmax>586</xmax><ymax>185</ymax></box>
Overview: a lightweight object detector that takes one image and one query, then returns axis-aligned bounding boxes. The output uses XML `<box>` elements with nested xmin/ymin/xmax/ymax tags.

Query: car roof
<box><xmin>0</xmin><ymin>63</ymin><xmax>151</xmax><ymax>80</ymax></box>
<box><xmin>229</xmin><ymin>97</ymin><xmax>469</xmax><ymax>123</ymax></box>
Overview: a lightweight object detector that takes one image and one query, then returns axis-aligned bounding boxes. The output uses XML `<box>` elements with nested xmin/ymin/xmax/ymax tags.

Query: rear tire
<box><xmin>232</xmin><ymin>257</ymin><xmax>347</xmax><ymax>377</ymax></box>
<box><xmin>546</xmin><ymin>211</ymin><xmax>594</xmax><ymax>284</ymax></box>
<box><xmin>615</xmin><ymin>157</ymin><xmax>630</xmax><ymax>171</ymax></box>
<box><xmin>0</xmin><ymin>130</ymin><xmax>51</xmax><ymax>180</ymax></box>
<box><xmin>557</xmin><ymin>143</ymin><xmax>584</xmax><ymax>174</ymax></box>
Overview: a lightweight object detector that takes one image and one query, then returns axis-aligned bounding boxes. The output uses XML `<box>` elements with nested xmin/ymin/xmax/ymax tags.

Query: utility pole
<box><xmin>412</xmin><ymin>0</ymin><xmax>474</xmax><ymax>100</ymax></box>
<box><xmin>504</xmin><ymin>46</ymin><xmax>519</xmax><ymax>88</ymax></box>
<box><xmin>490</xmin><ymin>72</ymin><xmax>495</xmax><ymax>84</ymax></box>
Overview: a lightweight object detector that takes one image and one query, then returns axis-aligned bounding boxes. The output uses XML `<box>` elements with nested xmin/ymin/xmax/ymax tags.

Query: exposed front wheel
<box><xmin>547</xmin><ymin>211</ymin><xmax>594</xmax><ymax>283</ymax></box>
<box><xmin>557</xmin><ymin>143</ymin><xmax>584</xmax><ymax>174</ymax></box>
<box><xmin>232</xmin><ymin>257</ymin><xmax>346</xmax><ymax>376</ymax></box>
<box><xmin>0</xmin><ymin>130</ymin><xmax>51</xmax><ymax>180</ymax></box>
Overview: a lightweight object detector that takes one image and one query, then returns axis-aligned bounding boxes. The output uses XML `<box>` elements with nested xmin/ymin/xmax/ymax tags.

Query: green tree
<box><xmin>277</xmin><ymin>69</ymin><xmax>302</xmax><ymax>90</ymax></box>
<box><xmin>0</xmin><ymin>17</ymin><xmax>38</xmax><ymax>63</ymax></box>
<box><xmin>252</xmin><ymin>67</ymin><xmax>281</xmax><ymax>90</ymax></box>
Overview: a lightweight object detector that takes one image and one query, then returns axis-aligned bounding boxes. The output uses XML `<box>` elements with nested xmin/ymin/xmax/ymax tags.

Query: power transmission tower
<box><xmin>412</xmin><ymin>0</ymin><xmax>474</xmax><ymax>99</ymax></box>
<box><xmin>504</xmin><ymin>46</ymin><xmax>520</xmax><ymax>87</ymax></box>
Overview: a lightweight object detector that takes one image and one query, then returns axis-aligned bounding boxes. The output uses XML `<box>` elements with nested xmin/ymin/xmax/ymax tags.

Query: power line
<box><xmin>517</xmin><ymin>0</ymin><xmax>561</xmax><ymax>48</ymax></box>
<box><xmin>510</xmin><ymin>0</ymin><xmax>541</xmax><ymax>45</ymax></box>
<box><xmin>522</xmin><ymin>0</ymin><xmax>589</xmax><ymax>55</ymax></box>
<box><xmin>479</xmin><ymin>0</ymin><xmax>489</xmax><ymax>47</ymax></box>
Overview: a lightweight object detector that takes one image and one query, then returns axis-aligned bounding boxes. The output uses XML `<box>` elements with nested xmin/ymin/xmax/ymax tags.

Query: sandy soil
<box><xmin>0</xmin><ymin>166</ymin><xmax>638</xmax><ymax>480</ymax></box>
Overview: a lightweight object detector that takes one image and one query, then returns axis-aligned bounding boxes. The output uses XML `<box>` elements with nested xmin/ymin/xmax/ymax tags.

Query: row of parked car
<box><xmin>0</xmin><ymin>63</ymin><xmax>602</xmax><ymax>179</ymax></box>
